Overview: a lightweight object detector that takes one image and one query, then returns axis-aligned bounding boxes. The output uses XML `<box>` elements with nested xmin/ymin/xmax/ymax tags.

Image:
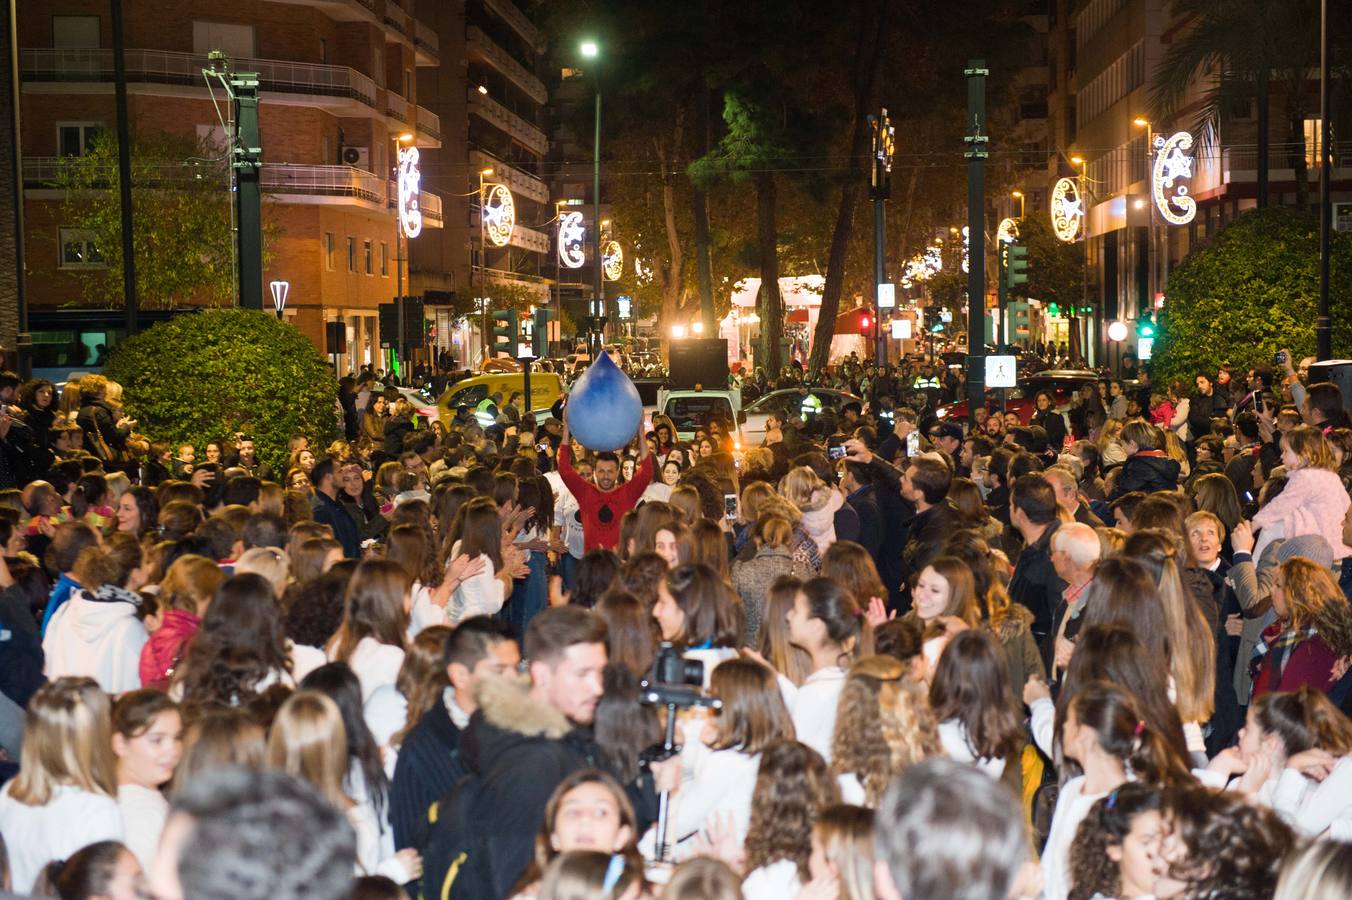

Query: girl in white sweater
<box><xmin>448</xmin><ymin>497</ymin><xmax>521</xmax><ymax>623</ymax></box>
<box><xmin>741</xmin><ymin>740</ymin><xmax>840</xmax><ymax>900</ymax></box>
<box><xmin>111</xmin><ymin>690</ymin><xmax>182</xmax><ymax>875</ymax></box>
<box><xmin>326</xmin><ymin>559</ymin><xmax>408</xmax><ymax>702</ymax></box>
<box><xmin>928</xmin><ymin>629</ymin><xmax>1023</xmax><ymax>780</ymax></box>
<box><xmin>0</xmin><ymin>678</ymin><xmax>124</xmax><ymax>894</ymax></box>
<box><xmin>783</xmin><ymin>578</ymin><xmax>868</xmax><ymax>764</ymax></box>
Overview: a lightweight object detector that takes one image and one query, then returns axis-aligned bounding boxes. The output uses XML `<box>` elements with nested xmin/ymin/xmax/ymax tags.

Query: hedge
<box><xmin>103</xmin><ymin>309</ymin><xmax>339</xmax><ymax>476</ymax></box>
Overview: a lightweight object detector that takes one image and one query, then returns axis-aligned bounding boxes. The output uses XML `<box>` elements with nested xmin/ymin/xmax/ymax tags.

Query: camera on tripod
<box><xmin>640</xmin><ymin>643</ymin><xmax>719</xmax><ymax>710</ymax></box>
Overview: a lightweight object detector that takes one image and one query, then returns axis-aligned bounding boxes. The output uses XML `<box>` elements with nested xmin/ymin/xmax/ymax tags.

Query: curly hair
<box><xmin>744</xmin><ymin>740</ymin><xmax>839</xmax><ymax>880</ymax></box>
<box><xmin>1280</xmin><ymin>557</ymin><xmax>1352</xmax><ymax>656</ymax></box>
<box><xmin>831</xmin><ymin>656</ymin><xmax>938</xmax><ymax>806</ymax></box>
<box><xmin>1162</xmin><ymin>785</ymin><xmax>1294</xmax><ymax>898</ymax></box>
<box><xmin>1067</xmin><ymin>783</ymin><xmax>1162</xmax><ymax>900</ymax></box>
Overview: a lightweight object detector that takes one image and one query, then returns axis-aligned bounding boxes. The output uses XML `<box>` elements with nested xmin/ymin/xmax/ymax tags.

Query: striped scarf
<box><xmin>1251</xmin><ymin>624</ymin><xmax>1318</xmax><ymax>678</ymax></box>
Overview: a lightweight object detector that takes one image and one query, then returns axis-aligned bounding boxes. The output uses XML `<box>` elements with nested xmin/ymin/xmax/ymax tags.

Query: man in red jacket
<box><xmin>557</xmin><ymin>406</ymin><xmax>651</xmax><ymax>552</ymax></box>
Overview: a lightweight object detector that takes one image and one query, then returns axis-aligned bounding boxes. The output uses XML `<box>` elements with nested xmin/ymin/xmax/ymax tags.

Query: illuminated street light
<box><xmin>580</xmin><ymin>40</ymin><xmax>599</xmax><ymax>58</ymax></box>
<box><xmin>477</xmin><ymin>84</ymin><xmax>489</xmax><ymax>95</ymax></box>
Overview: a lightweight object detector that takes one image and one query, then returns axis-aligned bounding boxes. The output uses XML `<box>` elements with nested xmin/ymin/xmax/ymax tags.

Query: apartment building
<box><xmin>412</xmin><ymin>0</ymin><xmax>552</xmax><ymax>367</ymax></box>
<box><xmin>19</xmin><ymin>0</ymin><xmax>443</xmax><ymax>374</ymax></box>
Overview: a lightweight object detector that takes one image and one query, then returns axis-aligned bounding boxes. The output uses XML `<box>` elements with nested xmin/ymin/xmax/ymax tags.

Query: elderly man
<box><xmin>1045</xmin><ymin>522</ymin><xmax>1102</xmax><ymax>680</ymax></box>
<box><xmin>1044</xmin><ymin>465</ymin><xmax>1104</xmax><ymax>528</ymax></box>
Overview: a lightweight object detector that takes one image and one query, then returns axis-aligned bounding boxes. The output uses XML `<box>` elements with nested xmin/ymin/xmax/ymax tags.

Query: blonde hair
<box><xmin>159</xmin><ymin>554</ymin><xmax>226</xmax><ymax>615</ymax></box>
<box><xmin>234</xmin><ymin>547</ymin><xmax>291</xmax><ymax>598</ymax></box>
<box><xmin>814</xmin><ymin>805</ymin><xmax>877</xmax><ymax>900</ymax></box>
<box><xmin>10</xmin><ymin>677</ymin><xmax>117</xmax><ymax>805</ymax></box>
<box><xmin>265</xmin><ymin>690</ymin><xmax>352</xmax><ymax>811</ymax></box>
<box><xmin>740</xmin><ymin>481</ymin><xmax>778</xmax><ymax>524</ymax></box>
<box><xmin>173</xmin><ymin>709</ymin><xmax>265</xmax><ymax>796</ymax></box>
<box><xmin>753</xmin><ymin>514</ymin><xmax>795</xmax><ymax>550</ymax></box>
<box><xmin>831</xmin><ymin>656</ymin><xmax>938</xmax><ymax>806</ymax></box>
<box><xmin>1284</xmin><ymin>425</ymin><xmax>1338</xmax><ymax>471</ymax></box>
<box><xmin>668</xmin><ymin>485</ymin><xmax>701</xmax><ymax>525</ymax></box>
<box><xmin>780</xmin><ymin>467</ymin><xmax>829</xmax><ymax>513</ymax></box>
<box><xmin>1273</xmin><ymin>839</ymin><xmax>1352</xmax><ymax>900</ymax></box>
<box><xmin>758</xmin><ymin>576</ymin><xmax>812</xmax><ymax>687</ymax></box>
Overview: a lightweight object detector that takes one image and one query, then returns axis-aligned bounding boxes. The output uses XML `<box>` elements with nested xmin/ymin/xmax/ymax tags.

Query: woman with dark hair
<box><xmin>652</xmin><ymin>563</ymin><xmax>742</xmax><ymax>684</ymax></box>
<box><xmin>70</xmin><ymin>475</ymin><xmax>114</xmax><ymax>532</ymax></box>
<box><xmin>114</xmin><ymin>486</ymin><xmax>157</xmax><ymax>541</ymax></box>
<box><xmin>1031</xmin><ymin>389</ymin><xmax>1068</xmax><ymax>452</ymax></box>
<box><xmin>1067</xmin><ymin>782</ymin><xmax>1162</xmax><ymax>900</ymax></box>
<box><xmin>326</xmin><ymin>560</ymin><xmax>408</xmax><ymax>702</ymax></box>
<box><xmin>741</xmin><ymin>740</ymin><xmax>839</xmax><ymax>900</ymax></box>
<box><xmin>594</xmin><ymin>590</ymin><xmax>656</xmax><ymax>678</ymax></box>
<box><xmin>299</xmin><ymin>662</ymin><xmax>391</xmax><ymax>840</ymax></box>
<box><xmin>1152</xmin><ymin>784</ymin><xmax>1294</xmax><ymax>899</ymax></box>
<box><xmin>447</xmin><ymin>497</ymin><xmax>521</xmax><ymax>623</ymax></box>
<box><xmin>560</xmin><ymin>550</ymin><xmax>621</xmax><ymax>611</ymax></box>
<box><xmin>173</xmin><ymin>573</ymin><xmax>294</xmax><ymax>720</ymax></box>
<box><xmin>37</xmin><ymin>840</ymin><xmax>140</xmax><ymax>900</ymax></box>
<box><xmin>18</xmin><ymin>379</ymin><xmax>56</xmax><ymax>450</ymax></box>
<box><xmin>361</xmin><ymin>394</ymin><xmax>389</xmax><ymax>444</ymax></box>
<box><xmin>785</xmin><ymin>577</ymin><xmax>869</xmax><ymax>763</ymax></box>
<box><xmin>929</xmin><ymin>629</ymin><xmax>1023</xmax><ymax>779</ymax></box>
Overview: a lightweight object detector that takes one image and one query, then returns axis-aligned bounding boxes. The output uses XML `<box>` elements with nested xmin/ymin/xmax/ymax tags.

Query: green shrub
<box><xmin>1152</xmin><ymin>208</ymin><xmax>1352</xmax><ymax>384</ymax></box>
<box><xmin>104</xmin><ymin>309</ymin><xmax>338</xmax><ymax>475</ymax></box>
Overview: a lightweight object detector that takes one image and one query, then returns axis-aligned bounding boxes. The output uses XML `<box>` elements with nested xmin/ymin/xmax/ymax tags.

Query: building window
<box><xmin>58</xmin><ymin>123</ymin><xmax>103</xmax><ymax>157</ymax></box>
<box><xmin>53</xmin><ymin>15</ymin><xmax>100</xmax><ymax>48</ymax></box>
<box><xmin>380</xmin><ymin>242</ymin><xmax>389</xmax><ymax>276</ymax></box>
<box><xmin>1305</xmin><ymin>118</ymin><xmax>1324</xmax><ymax>170</ymax></box>
<box><xmin>364</xmin><ymin>239</ymin><xmax>373</xmax><ymax>275</ymax></box>
<box><xmin>347</xmin><ymin>236</ymin><xmax>356</xmax><ymax>272</ymax></box>
<box><xmin>324</xmin><ymin>232</ymin><xmax>335</xmax><ymax>270</ymax></box>
<box><xmin>58</xmin><ymin>228</ymin><xmax>104</xmax><ymax>269</ymax></box>
<box><xmin>192</xmin><ymin>20</ymin><xmax>256</xmax><ymax>58</ymax></box>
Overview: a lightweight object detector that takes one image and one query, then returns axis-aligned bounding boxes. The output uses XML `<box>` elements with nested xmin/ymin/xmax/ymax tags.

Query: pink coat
<box><xmin>1252</xmin><ymin>467</ymin><xmax>1352</xmax><ymax>560</ymax></box>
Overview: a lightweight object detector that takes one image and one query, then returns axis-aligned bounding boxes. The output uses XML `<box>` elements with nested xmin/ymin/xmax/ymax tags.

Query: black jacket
<box><xmin>1031</xmin><ymin>408</ymin><xmax>1068</xmax><ymax>453</ymax></box>
<box><xmin>899</xmin><ymin>501</ymin><xmax>960</xmax><ymax>605</ymax></box>
<box><xmin>1008</xmin><ymin>520</ymin><xmax>1065</xmax><ymax>640</ymax></box>
<box><xmin>846</xmin><ymin>484</ymin><xmax>883</xmax><ymax>559</ymax></box>
<box><xmin>384</xmin><ymin>417</ymin><xmax>416</xmax><ymax>457</ymax></box>
<box><xmin>428</xmin><ymin>678</ymin><xmax>601</xmax><ymax>900</ymax></box>
<box><xmin>391</xmin><ymin>699</ymin><xmax>466</xmax><ymax>852</ymax></box>
<box><xmin>1188</xmin><ymin>391</ymin><xmax>1217</xmax><ymax>439</ymax></box>
<box><xmin>862</xmin><ymin>456</ymin><xmax>916</xmax><ymax>610</ymax></box>
<box><xmin>312</xmin><ymin>490</ymin><xmax>361</xmax><ymax>558</ymax></box>
<box><xmin>1110</xmin><ymin>453</ymin><xmax>1181</xmax><ymax>499</ymax></box>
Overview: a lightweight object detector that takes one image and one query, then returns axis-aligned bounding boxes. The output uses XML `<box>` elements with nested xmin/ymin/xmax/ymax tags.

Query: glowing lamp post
<box><xmin>269</xmin><ymin>280</ymin><xmax>289</xmax><ymax>320</ymax></box>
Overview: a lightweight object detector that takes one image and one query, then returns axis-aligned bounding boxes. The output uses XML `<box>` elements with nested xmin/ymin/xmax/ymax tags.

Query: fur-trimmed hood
<box><xmin>460</xmin><ymin>674</ymin><xmax>580</xmax><ymax>778</ymax></box>
<box><xmin>989</xmin><ymin>602</ymin><xmax>1034</xmax><ymax>644</ymax></box>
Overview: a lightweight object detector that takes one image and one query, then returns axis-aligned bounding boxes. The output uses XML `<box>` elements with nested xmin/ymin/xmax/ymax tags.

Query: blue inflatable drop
<box><xmin>566</xmin><ymin>352</ymin><xmax>643</xmax><ymax>452</ymax></box>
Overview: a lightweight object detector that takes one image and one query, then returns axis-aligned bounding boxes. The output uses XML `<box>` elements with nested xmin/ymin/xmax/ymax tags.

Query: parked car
<box><xmin>936</xmin><ymin>369</ymin><xmax>1133</xmax><ymax>425</ymax></box>
<box><xmin>740</xmin><ymin>388</ymin><xmax>863</xmax><ymax>446</ymax></box>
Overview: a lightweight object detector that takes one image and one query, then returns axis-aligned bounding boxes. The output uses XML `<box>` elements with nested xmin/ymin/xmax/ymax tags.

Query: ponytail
<box><xmin>1254</xmin><ymin>687</ymin><xmax>1352</xmax><ymax>757</ymax></box>
<box><xmin>1071</xmin><ymin>680</ymin><xmax>1190</xmax><ymax>786</ymax></box>
<box><xmin>800</xmin><ymin>577</ymin><xmax>872</xmax><ymax>661</ymax></box>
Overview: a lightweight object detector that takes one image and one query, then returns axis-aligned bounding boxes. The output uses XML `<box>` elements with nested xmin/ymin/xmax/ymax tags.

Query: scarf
<box><xmin>1251</xmin><ymin>622</ymin><xmax>1318</xmax><ymax>681</ymax></box>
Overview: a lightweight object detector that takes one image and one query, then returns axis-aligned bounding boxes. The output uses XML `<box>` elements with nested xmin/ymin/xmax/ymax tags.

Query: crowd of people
<box><xmin>0</xmin><ymin>347</ymin><xmax>1350</xmax><ymax>900</ymax></box>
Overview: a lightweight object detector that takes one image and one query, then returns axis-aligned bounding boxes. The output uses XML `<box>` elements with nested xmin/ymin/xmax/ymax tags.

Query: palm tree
<box><xmin>1150</xmin><ymin>0</ymin><xmax>1320</xmax><ymax>209</ymax></box>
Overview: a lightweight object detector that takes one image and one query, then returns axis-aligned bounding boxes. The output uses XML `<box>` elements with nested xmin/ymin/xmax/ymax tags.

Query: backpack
<box><xmin>419</xmin><ymin>776</ymin><xmax>499</xmax><ymax>900</ymax></box>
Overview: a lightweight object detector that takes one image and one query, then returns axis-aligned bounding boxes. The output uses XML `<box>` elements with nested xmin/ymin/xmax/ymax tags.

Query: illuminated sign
<box><xmin>558</xmin><ymin>211</ymin><xmax>585</xmax><ymax>269</ymax></box>
<box><xmin>997</xmin><ymin>217</ymin><xmax>1019</xmax><ymax>244</ymax></box>
<box><xmin>397</xmin><ymin>147</ymin><xmax>422</xmax><ymax>239</ymax></box>
<box><xmin>602</xmin><ymin>239</ymin><xmax>624</xmax><ymax>282</ymax></box>
<box><xmin>482</xmin><ymin>183</ymin><xmax>515</xmax><ymax>248</ymax></box>
<box><xmin>961</xmin><ymin>226</ymin><xmax>970</xmax><ymax>274</ymax></box>
<box><xmin>1051</xmin><ymin>176</ymin><xmax>1083</xmax><ymax>242</ymax></box>
<box><xmin>1152</xmin><ymin>131</ymin><xmax>1197</xmax><ymax>226</ymax></box>
<box><xmin>877</xmin><ymin>283</ymin><xmax>895</xmax><ymax>309</ymax></box>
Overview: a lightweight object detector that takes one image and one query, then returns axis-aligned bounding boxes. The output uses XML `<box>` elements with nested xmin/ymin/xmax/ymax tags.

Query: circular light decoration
<box><xmin>1107</xmin><ymin>320</ymin><xmax>1129</xmax><ymax>342</ymax></box>
<box><xmin>997</xmin><ymin>216</ymin><xmax>1019</xmax><ymax>244</ymax></box>
<box><xmin>397</xmin><ymin>147</ymin><xmax>422</xmax><ymax>239</ymax></box>
<box><xmin>558</xmin><ymin>211</ymin><xmax>585</xmax><ymax>269</ymax></box>
<box><xmin>1050</xmin><ymin>177</ymin><xmax>1083</xmax><ymax>242</ymax></box>
<box><xmin>602</xmin><ymin>239</ymin><xmax>624</xmax><ymax>282</ymax></box>
<box><xmin>482</xmin><ymin>183</ymin><xmax>515</xmax><ymax>248</ymax></box>
<box><xmin>1152</xmin><ymin>131</ymin><xmax>1197</xmax><ymax>226</ymax></box>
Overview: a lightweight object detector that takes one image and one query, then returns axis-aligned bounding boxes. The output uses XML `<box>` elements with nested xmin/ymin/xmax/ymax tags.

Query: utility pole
<box><xmin>963</xmin><ymin>60</ymin><xmax>988</xmax><ymax>429</ymax></box>
<box><xmin>110</xmin><ymin>0</ymin><xmax>137</xmax><ymax>335</ymax></box>
<box><xmin>1317</xmin><ymin>0</ymin><xmax>1331</xmax><ymax>360</ymax></box>
<box><xmin>868</xmin><ymin>108</ymin><xmax>895</xmax><ymax>366</ymax></box>
<box><xmin>4</xmin><ymin>0</ymin><xmax>31</xmax><ymax>374</ymax></box>
<box><xmin>232</xmin><ymin>67</ymin><xmax>262</xmax><ymax>310</ymax></box>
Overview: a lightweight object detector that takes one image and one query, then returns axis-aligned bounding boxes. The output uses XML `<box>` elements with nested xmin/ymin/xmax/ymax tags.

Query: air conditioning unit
<box><xmin>342</xmin><ymin>146</ymin><xmax>370</xmax><ymax>170</ymax></box>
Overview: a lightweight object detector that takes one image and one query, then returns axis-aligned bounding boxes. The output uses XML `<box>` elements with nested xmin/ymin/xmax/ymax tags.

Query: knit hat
<box><xmin>1274</xmin><ymin>534</ymin><xmax>1335</xmax><ymax>570</ymax></box>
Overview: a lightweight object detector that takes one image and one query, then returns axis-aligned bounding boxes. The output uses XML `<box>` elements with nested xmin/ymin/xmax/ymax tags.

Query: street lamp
<box><xmin>393</xmin><ymin>132</ymin><xmax>414</xmax><ymax>376</ymax></box>
<box><xmin>581</xmin><ymin>38</ymin><xmax>604</xmax><ymax>358</ymax></box>
<box><xmin>1069</xmin><ymin>154</ymin><xmax>1092</xmax><ymax>366</ymax></box>
<box><xmin>476</xmin><ymin>167</ymin><xmax>494</xmax><ymax>362</ymax></box>
<box><xmin>1011</xmin><ymin>190</ymin><xmax>1024</xmax><ymax>218</ymax></box>
<box><xmin>1134</xmin><ymin>117</ymin><xmax>1159</xmax><ymax>324</ymax></box>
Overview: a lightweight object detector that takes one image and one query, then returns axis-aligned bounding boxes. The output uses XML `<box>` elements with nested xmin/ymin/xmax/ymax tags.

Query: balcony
<box><xmin>415</xmin><ymin>105</ymin><xmax>442</xmax><ymax>147</ymax></box>
<box><xmin>482</xmin><ymin>0</ymin><xmax>544</xmax><ymax>50</ymax></box>
<box><xmin>264</xmin><ymin>164</ymin><xmax>385</xmax><ymax>203</ymax></box>
<box><xmin>22</xmin><ymin>47</ymin><xmax>378</xmax><ymax>115</ymax></box>
<box><xmin>470</xmin><ymin>149</ymin><xmax>548</xmax><ymax>204</ymax></box>
<box><xmin>467</xmin><ymin>88</ymin><xmax>547</xmax><ymax>156</ymax></box>
<box><xmin>1222</xmin><ymin>142</ymin><xmax>1352</xmax><ymax>179</ymax></box>
<box><xmin>466</xmin><ymin>26</ymin><xmax>546</xmax><ymax>105</ymax></box>
<box><xmin>23</xmin><ymin>155</ymin><xmax>219</xmax><ymax>189</ymax></box>
<box><xmin>385</xmin><ymin>89</ymin><xmax>410</xmax><ymax>124</ymax></box>
<box><xmin>388</xmin><ymin>179</ymin><xmax>443</xmax><ymax>228</ymax></box>
<box><xmin>413</xmin><ymin>19</ymin><xmax>439</xmax><ymax>65</ymax></box>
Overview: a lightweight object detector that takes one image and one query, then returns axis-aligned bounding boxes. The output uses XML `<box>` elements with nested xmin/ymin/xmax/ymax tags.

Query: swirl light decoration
<box><xmin>602</xmin><ymin>240</ymin><xmax>624</xmax><ymax>282</ymax></box>
<box><xmin>997</xmin><ymin>216</ymin><xmax>1019</xmax><ymax>244</ymax></box>
<box><xmin>397</xmin><ymin>147</ymin><xmax>422</xmax><ymax>239</ymax></box>
<box><xmin>482</xmin><ymin>183</ymin><xmax>515</xmax><ymax>247</ymax></box>
<box><xmin>1050</xmin><ymin>177</ymin><xmax>1083</xmax><ymax>242</ymax></box>
<box><xmin>1152</xmin><ymin>131</ymin><xmax>1197</xmax><ymax>226</ymax></box>
<box><xmin>558</xmin><ymin>211</ymin><xmax>585</xmax><ymax>269</ymax></box>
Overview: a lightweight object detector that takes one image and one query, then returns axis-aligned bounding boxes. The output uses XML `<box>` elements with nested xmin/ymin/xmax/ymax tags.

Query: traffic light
<box><xmin>930</xmin><ymin>322</ymin><xmax>945</xmax><ymax>334</ymax></box>
<box><xmin>1005</xmin><ymin>244</ymin><xmax>1029</xmax><ymax>288</ymax></box>
<box><xmin>860</xmin><ymin>313</ymin><xmax>872</xmax><ymax>335</ymax></box>
<box><xmin>1138</xmin><ymin>318</ymin><xmax>1156</xmax><ymax>338</ymax></box>
<box><xmin>1047</xmin><ymin>302</ymin><xmax>1060</xmax><ymax>317</ymax></box>
<box><xmin>532</xmin><ymin>307</ymin><xmax>553</xmax><ymax>358</ymax></box>
<box><xmin>490</xmin><ymin>308</ymin><xmax>519</xmax><ymax>358</ymax></box>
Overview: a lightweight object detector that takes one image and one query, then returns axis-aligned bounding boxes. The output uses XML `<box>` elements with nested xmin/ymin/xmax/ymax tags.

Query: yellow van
<box><xmin>436</xmin><ymin>370</ymin><xmax>563</xmax><ymax>428</ymax></box>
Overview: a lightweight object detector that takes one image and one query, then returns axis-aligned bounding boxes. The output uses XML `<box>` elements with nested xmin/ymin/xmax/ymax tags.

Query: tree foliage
<box><xmin>51</xmin><ymin>131</ymin><xmax>271</xmax><ymax>309</ymax></box>
<box><xmin>1151</xmin><ymin>208</ymin><xmax>1352</xmax><ymax>383</ymax></box>
<box><xmin>1009</xmin><ymin>214</ymin><xmax>1086</xmax><ymax>313</ymax></box>
<box><xmin>103</xmin><ymin>309</ymin><xmax>338</xmax><ymax>474</ymax></box>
